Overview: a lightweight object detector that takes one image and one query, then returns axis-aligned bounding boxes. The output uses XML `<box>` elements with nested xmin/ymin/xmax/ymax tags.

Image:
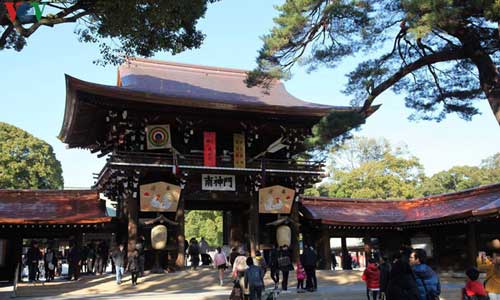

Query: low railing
<box><xmin>110</xmin><ymin>151</ymin><xmax>324</xmax><ymax>173</ymax></box>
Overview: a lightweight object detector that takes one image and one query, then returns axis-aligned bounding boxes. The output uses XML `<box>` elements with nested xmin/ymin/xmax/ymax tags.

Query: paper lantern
<box><xmin>492</xmin><ymin>239</ymin><xmax>500</xmax><ymax>249</ymax></box>
<box><xmin>151</xmin><ymin>225</ymin><xmax>167</xmax><ymax>250</ymax></box>
<box><xmin>276</xmin><ymin>225</ymin><xmax>291</xmax><ymax>247</ymax></box>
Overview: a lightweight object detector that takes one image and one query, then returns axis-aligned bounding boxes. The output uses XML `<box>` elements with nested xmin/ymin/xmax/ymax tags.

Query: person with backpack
<box><xmin>462</xmin><ymin>267</ymin><xmax>489</xmax><ymax>300</ymax></box>
<box><xmin>253</xmin><ymin>251</ymin><xmax>267</xmax><ymax>279</ymax></box>
<box><xmin>410</xmin><ymin>249</ymin><xmax>440</xmax><ymax>300</ymax></box>
<box><xmin>277</xmin><ymin>245</ymin><xmax>292</xmax><ymax>292</ymax></box>
<box><xmin>245</xmin><ymin>257</ymin><xmax>264</xmax><ymax>300</ymax></box>
<box><xmin>301</xmin><ymin>243</ymin><xmax>318</xmax><ymax>292</ymax></box>
<box><xmin>477</xmin><ymin>251</ymin><xmax>500</xmax><ymax>300</ymax></box>
<box><xmin>362</xmin><ymin>258</ymin><xmax>380</xmax><ymax>300</ymax></box>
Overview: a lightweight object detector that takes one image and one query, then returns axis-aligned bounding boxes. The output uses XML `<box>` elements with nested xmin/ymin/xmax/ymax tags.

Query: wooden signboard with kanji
<box><xmin>204</xmin><ymin>131</ymin><xmax>216</xmax><ymax>167</ymax></box>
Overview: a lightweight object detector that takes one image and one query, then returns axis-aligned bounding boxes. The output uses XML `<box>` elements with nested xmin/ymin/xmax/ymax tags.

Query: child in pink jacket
<box><xmin>296</xmin><ymin>261</ymin><xmax>306</xmax><ymax>293</ymax></box>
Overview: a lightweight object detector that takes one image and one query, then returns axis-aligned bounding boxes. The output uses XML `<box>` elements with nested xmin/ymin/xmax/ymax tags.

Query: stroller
<box><xmin>264</xmin><ymin>287</ymin><xmax>280</xmax><ymax>300</ymax></box>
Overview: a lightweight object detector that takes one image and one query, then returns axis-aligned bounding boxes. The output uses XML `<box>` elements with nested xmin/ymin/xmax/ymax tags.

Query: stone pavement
<box><xmin>2</xmin><ymin>269</ymin><xmax>464</xmax><ymax>300</ymax></box>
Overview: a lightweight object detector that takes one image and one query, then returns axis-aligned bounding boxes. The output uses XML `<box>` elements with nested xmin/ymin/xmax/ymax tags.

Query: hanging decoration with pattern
<box><xmin>233</xmin><ymin>133</ymin><xmax>246</xmax><ymax>168</ymax></box>
<box><xmin>204</xmin><ymin>131</ymin><xmax>216</xmax><ymax>167</ymax></box>
<box><xmin>146</xmin><ymin>125</ymin><xmax>172</xmax><ymax>150</ymax></box>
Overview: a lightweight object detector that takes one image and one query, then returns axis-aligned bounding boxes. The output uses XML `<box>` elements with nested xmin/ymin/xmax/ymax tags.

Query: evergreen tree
<box><xmin>0</xmin><ymin>122</ymin><xmax>63</xmax><ymax>189</ymax></box>
<box><xmin>248</xmin><ymin>0</ymin><xmax>500</xmax><ymax>148</ymax></box>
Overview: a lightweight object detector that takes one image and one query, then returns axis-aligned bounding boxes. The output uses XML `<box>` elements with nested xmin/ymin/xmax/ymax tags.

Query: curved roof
<box><xmin>59</xmin><ymin>58</ymin><xmax>379</xmax><ymax>147</ymax></box>
<box><xmin>300</xmin><ymin>183</ymin><xmax>500</xmax><ymax>227</ymax></box>
<box><xmin>118</xmin><ymin>58</ymin><xmax>338</xmax><ymax>109</ymax></box>
<box><xmin>0</xmin><ymin>189</ymin><xmax>111</xmax><ymax>224</ymax></box>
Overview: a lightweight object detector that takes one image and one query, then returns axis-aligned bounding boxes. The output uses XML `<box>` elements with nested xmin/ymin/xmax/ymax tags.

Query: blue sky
<box><xmin>0</xmin><ymin>0</ymin><xmax>499</xmax><ymax>188</ymax></box>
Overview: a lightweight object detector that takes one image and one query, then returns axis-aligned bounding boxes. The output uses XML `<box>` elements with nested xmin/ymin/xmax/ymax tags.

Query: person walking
<box><xmin>301</xmin><ymin>243</ymin><xmax>318</xmax><ymax>292</ymax></box>
<box><xmin>463</xmin><ymin>267</ymin><xmax>488</xmax><ymax>299</ymax></box>
<box><xmin>111</xmin><ymin>244</ymin><xmax>126</xmax><ymax>284</ymax></box>
<box><xmin>127</xmin><ymin>249</ymin><xmax>140</xmax><ymax>286</ymax></box>
<box><xmin>277</xmin><ymin>245</ymin><xmax>292</xmax><ymax>292</ymax></box>
<box><xmin>296</xmin><ymin>260</ymin><xmax>306</xmax><ymax>293</ymax></box>
<box><xmin>477</xmin><ymin>251</ymin><xmax>500</xmax><ymax>300</ymax></box>
<box><xmin>269</xmin><ymin>245</ymin><xmax>279</xmax><ymax>289</ymax></box>
<box><xmin>95</xmin><ymin>241</ymin><xmax>107</xmax><ymax>275</ymax></box>
<box><xmin>230</xmin><ymin>247</ymin><xmax>239</xmax><ymax>267</ymax></box>
<box><xmin>244</xmin><ymin>257</ymin><xmax>264</xmax><ymax>300</ymax></box>
<box><xmin>67</xmin><ymin>242</ymin><xmax>81</xmax><ymax>281</ymax></box>
<box><xmin>44</xmin><ymin>247</ymin><xmax>57</xmax><ymax>282</ymax></box>
<box><xmin>233</xmin><ymin>249</ymin><xmax>249</xmax><ymax>299</ymax></box>
<box><xmin>379</xmin><ymin>255</ymin><xmax>391</xmax><ymax>300</ymax></box>
<box><xmin>188</xmin><ymin>239</ymin><xmax>200</xmax><ymax>270</ymax></box>
<box><xmin>87</xmin><ymin>243</ymin><xmax>96</xmax><ymax>274</ymax></box>
<box><xmin>214</xmin><ymin>247</ymin><xmax>227</xmax><ymax>286</ymax></box>
<box><xmin>26</xmin><ymin>241</ymin><xmax>42</xmax><ymax>282</ymax></box>
<box><xmin>253</xmin><ymin>251</ymin><xmax>267</xmax><ymax>279</ymax></box>
<box><xmin>135</xmin><ymin>236</ymin><xmax>145</xmax><ymax>277</ymax></box>
<box><xmin>199</xmin><ymin>237</ymin><xmax>210</xmax><ymax>266</ymax></box>
<box><xmin>386</xmin><ymin>255</ymin><xmax>419</xmax><ymax>300</ymax></box>
<box><xmin>362</xmin><ymin>258</ymin><xmax>380</xmax><ymax>300</ymax></box>
<box><xmin>409</xmin><ymin>249</ymin><xmax>440</xmax><ymax>300</ymax></box>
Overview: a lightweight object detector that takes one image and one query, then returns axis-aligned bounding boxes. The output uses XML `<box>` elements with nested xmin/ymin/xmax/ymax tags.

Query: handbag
<box><xmin>48</xmin><ymin>262</ymin><xmax>55</xmax><ymax>270</ymax></box>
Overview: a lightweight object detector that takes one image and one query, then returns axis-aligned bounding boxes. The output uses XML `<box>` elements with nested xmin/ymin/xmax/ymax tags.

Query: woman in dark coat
<box><xmin>386</xmin><ymin>256</ymin><xmax>419</xmax><ymax>300</ymax></box>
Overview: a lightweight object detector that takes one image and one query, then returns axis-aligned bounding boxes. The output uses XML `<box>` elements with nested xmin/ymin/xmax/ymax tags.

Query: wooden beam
<box><xmin>175</xmin><ymin>194</ymin><xmax>185</xmax><ymax>269</ymax></box>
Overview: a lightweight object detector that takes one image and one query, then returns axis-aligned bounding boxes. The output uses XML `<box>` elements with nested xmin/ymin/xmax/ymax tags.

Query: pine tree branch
<box><xmin>360</xmin><ymin>48</ymin><xmax>467</xmax><ymax>114</ymax></box>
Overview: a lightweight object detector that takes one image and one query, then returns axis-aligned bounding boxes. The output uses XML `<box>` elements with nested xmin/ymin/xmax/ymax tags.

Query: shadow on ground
<box><xmin>11</xmin><ymin>269</ymin><xmax>464</xmax><ymax>300</ymax></box>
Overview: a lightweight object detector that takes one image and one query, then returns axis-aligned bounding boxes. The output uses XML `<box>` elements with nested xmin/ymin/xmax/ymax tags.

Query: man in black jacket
<box><xmin>379</xmin><ymin>255</ymin><xmax>391</xmax><ymax>299</ymax></box>
<box><xmin>26</xmin><ymin>241</ymin><xmax>42</xmax><ymax>282</ymax></box>
<box><xmin>301</xmin><ymin>243</ymin><xmax>318</xmax><ymax>292</ymax></box>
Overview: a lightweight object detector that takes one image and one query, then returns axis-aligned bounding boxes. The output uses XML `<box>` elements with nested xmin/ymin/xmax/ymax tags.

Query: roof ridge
<box><xmin>124</xmin><ymin>57</ymin><xmax>251</xmax><ymax>76</ymax></box>
<box><xmin>300</xmin><ymin>182</ymin><xmax>500</xmax><ymax>203</ymax></box>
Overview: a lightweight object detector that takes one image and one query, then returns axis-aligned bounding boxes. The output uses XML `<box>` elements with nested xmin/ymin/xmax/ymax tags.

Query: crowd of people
<box><xmin>23</xmin><ymin>239</ymin><xmax>146</xmax><ymax>285</ymax></box>
<box><xmin>360</xmin><ymin>247</ymin><xmax>500</xmax><ymax>300</ymax></box>
<box><xmin>22</xmin><ymin>238</ymin><xmax>500</xmax><ymax>300</ymax></box>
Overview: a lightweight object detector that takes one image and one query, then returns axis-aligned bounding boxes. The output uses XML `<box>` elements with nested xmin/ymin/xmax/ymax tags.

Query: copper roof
<box><xmin>300</xmin><ymin>183</ymin><xmax>500</xmax><ymax>226</ymax></box>
<box><xmin>0</xmin><ymin>190</ymin><xmax>111</xmax><ymax>224</ymax></box>
<box><xmin>117</xmin><ymin>58</ymin><xmax>340</xmax><ymax>110</ymax></box>
<box><xmin>59</xmin><ymin>58</ymin><xmax>379</xmax><ymax>147</ymax></box>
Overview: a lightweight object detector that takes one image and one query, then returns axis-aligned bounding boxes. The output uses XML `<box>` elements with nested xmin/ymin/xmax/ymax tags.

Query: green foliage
<box><xmin>311</xmin><ymin>137</ymin><xmax>500</xmax><ymax>199</ymax></box>
<box><xmin>185</xmin><ymin>210</ymin><xmax>223</xmax><ymax>247</ymax></box>
<box><xmin>249</xmin><ymin>0</ymin><xmax>500</xmax><ymax>134</ymax></box>
<box><xmin>419</xmin><ymin>154</ymin><xmax>500</xmax><ymax>196</ymax></box>
<box><xmin>0</xmin><ymin>122</ymin><xmax>63</xmax><ymax>189</ymax></box>
<box><xmin>0</xmin><ymin>1</ymin><xmax>218</xmax><ymax>65</ymax></box>
<box><xmin>317</xmin><ymin>137</ymin><xmax>425</xmax><ymax>199</ymax></box>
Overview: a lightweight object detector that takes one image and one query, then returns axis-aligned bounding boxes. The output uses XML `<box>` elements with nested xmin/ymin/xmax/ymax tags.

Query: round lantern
<box><xmin>276</xmin><ymin>225</ymin><xmax>291</xmax><ymax>247</ymax></box>
<box><xmin>492</xmin><ymin>239</ymin><xmax>500</xmax><ymax>250</ymax></box>
<box><xmin>151</xmin><ymin>225</ymin><xmax>167</xmax><ymax>250</ymax></box>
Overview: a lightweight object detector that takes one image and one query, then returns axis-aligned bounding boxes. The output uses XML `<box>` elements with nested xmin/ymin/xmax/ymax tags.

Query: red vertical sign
<box><xmin>204</xmin><ymin>131</ymin><xmax>216</xmax><ymax>167</ymax></box>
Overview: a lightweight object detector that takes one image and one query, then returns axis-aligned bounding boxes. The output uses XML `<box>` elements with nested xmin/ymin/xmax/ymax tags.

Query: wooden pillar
<box><xmin>467</xmin><ymin>223</ymin><xmax>478</xmax><ymax>268</ymax></box>
<box><xmin>175</xmin><ymin>195</ymin><xmax>185</xmax><ymax>269</ymax></box>
<box><xmin>223</xmin><ymin>211</ymin><xmax>231</xmax><ymax>245</ymax></box>
<box><xmin>318</xmin><ymin>225</ymin><xmax>332</xmax><ymax>270</ymax></box>
<box><xmin>291</xmin><ymin>202</ymin><xmax>300</xmax><ymax>263</ymax></box>
<box><xmin>249</xmin><ymin>196</ymin><xmax>259</xmax><ymax>256</ymax></box>
<box><xmin>430</xmin><ymin>229</ymin><xmax>440</xmax><ymax>270</ymax></box>
<box><xmin>341</xmin><ymin>236</ymin><xmax>349</xmax><ymax>270</ymax></box>
<box><xmin>126</xmin><ymin>192</ymin><xmax>138</xmax><ymax>257</ymax></box>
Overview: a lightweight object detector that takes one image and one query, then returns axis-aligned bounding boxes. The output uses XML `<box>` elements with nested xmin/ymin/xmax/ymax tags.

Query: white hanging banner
<box><xmin>201</xmin><ymin>174</ymin><xmax>236</xmax><ymax>191</ymax></box>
